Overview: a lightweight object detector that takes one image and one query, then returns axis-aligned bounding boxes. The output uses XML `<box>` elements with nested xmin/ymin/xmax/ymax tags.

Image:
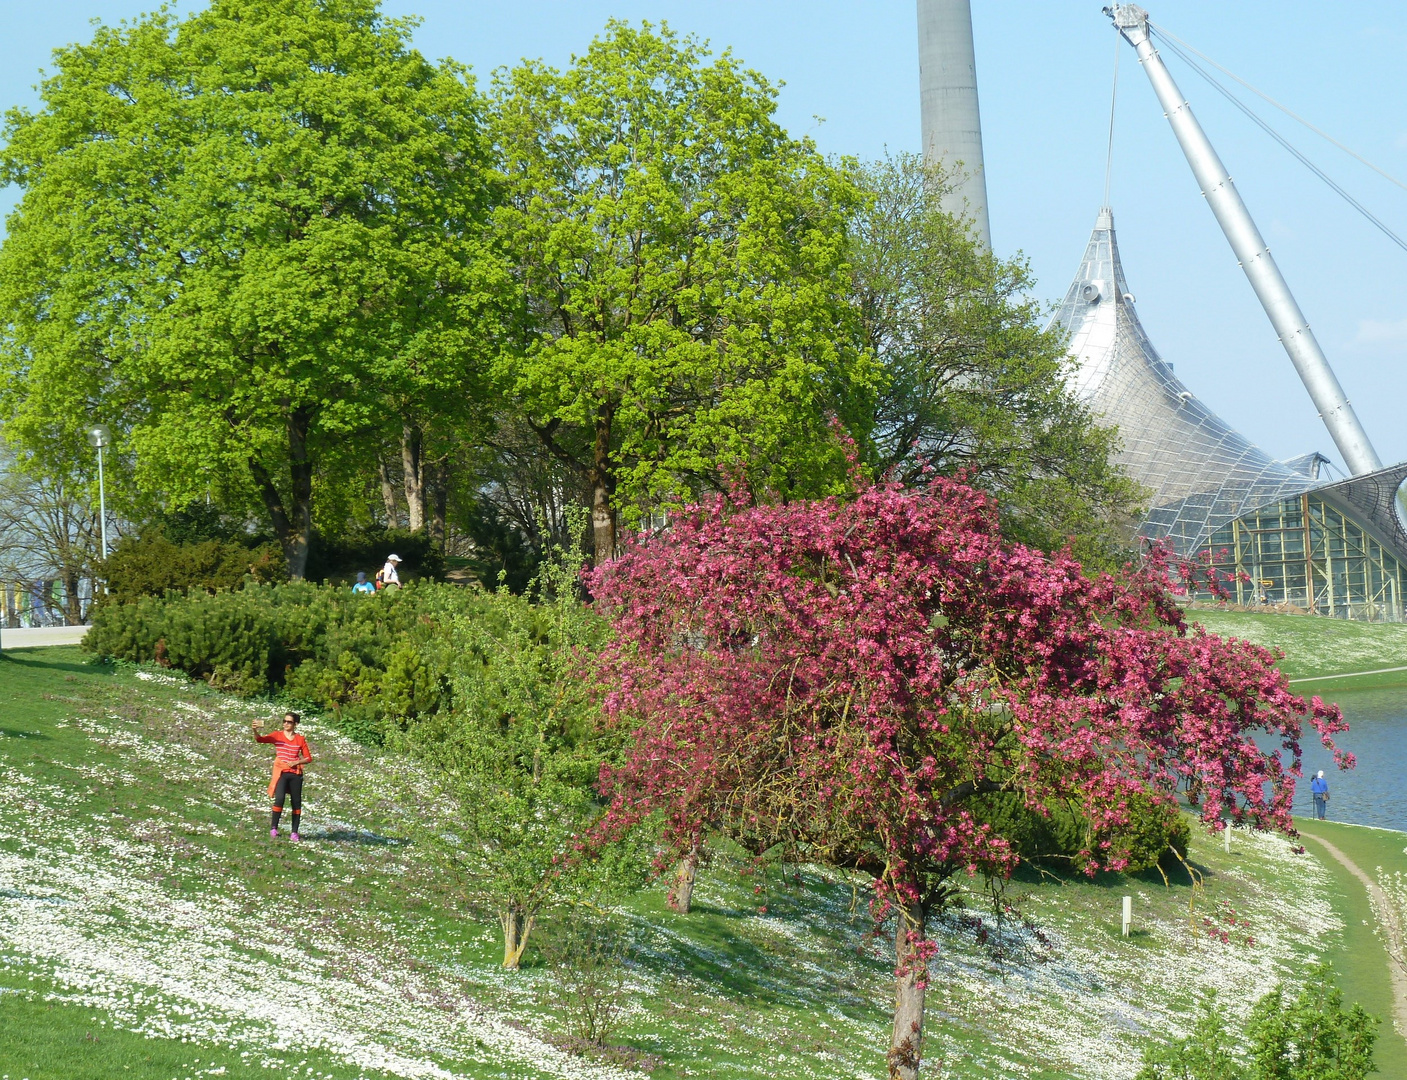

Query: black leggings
<box><xmin>273</xmin><ymin>770</ymin><xmax>304</xmax><ymax>811</ymax></box>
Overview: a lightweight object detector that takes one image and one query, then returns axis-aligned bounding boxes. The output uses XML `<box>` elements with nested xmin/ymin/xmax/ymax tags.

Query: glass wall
<box><xmin>1195</xmin><ymin>494</ymin><xmax>1406</xmax><ymax>622</ymax></box>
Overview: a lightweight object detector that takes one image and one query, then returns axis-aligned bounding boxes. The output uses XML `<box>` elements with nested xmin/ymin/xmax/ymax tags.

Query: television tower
<box><xmin>917</xmin><ymin>0</ymin><xmax>991</xmax><ymax>250</ymax></box>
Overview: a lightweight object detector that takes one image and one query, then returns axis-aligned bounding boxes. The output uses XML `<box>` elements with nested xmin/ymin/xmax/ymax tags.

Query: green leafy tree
<box><xmin>0</xmin><ymin>0</ymin><xmax>502</xmax><ymax>577</ymax></box>
<box><xmin>1138</xmin><ymin>966</ymin><xmax>1377</xmax><ymax>1080</ymax></box>
<box><xmin>491</xmin><ymin>21</ymin><xmax>874</xmax><ymax>563</ymax></box>
<box><xmin>1243</xmin><ymin>965</ymin><xmax>1377</xmax><ymax>1080</ymax></box>
<box><xmin>401</xmin><ymin>525</ymin><xmax>631</xmax><ymax>968</ymax></box>
<box><xmin>850</xmin><ymin>154</ymin><xmax>1142</xmax><ymax>564</ymax></box>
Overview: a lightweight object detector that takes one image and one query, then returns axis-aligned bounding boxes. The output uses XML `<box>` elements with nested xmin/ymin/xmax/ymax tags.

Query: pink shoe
<box><xmin>290</xmin><ymin>833</ymin><xmax>301</xmax><ymax>842</ymax></box>
<box><xmin>270</xmin><ymin>828</ymin><xmax>279</xmax><ymax>839</ymax></box>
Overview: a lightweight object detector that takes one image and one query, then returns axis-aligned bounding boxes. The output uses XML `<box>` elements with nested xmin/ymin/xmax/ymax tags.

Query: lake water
<box><xmin>1297</xmin><ymin>688</ymin><xmax>1407</xmax><ymax>832</ymax></box>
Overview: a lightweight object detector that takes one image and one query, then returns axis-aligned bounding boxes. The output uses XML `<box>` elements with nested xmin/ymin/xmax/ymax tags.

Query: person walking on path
<box><xmin>254</xmin><ymin>712</ymin><xmax>313</xmax><ymax>840</ymax></box>
<box><xmin>351</xmin><ymin>571</ymin><xmax>375</xmax><ymax>594</ymax></box>
<box><xmin>1310</xmin><ymin>770</ymin><xmax>1330</xmax><ymax>820</ymax></box>
<box><xmin>376</xmin><ymin>553</ymin><xmax>402</xmax><ymax>590</ymax></box>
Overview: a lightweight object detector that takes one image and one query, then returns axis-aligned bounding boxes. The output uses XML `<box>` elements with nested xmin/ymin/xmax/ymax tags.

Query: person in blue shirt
<box><xmin>351</xmin><ymin>571</ymin><xmax>376</xmax><ymax>595</ymax></box>
<box><xmin>1310</xmin><ymin>770</ymin><xmax>1329</xmax><ymax>819</ymax></box>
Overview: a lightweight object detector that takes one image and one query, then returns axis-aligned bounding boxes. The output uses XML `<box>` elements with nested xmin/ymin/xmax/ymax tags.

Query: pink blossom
<box><xmin>587</xmin><ymin>474</ymin><xmax>1347</xmax><ymax>924</ymax></box>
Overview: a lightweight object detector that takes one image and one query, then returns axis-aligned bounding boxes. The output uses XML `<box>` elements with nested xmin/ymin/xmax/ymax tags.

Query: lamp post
<box><xmin>85</xmin><ymin>424</ymin><xmax>111</xmax><ymax>562</ymax></box>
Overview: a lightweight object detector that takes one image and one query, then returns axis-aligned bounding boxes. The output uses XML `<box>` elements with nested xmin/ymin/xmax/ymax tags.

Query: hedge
<box><xmin>85</xmin><ymin>580</ymin><xmax>486</xmax><ymax>744</ymax></box>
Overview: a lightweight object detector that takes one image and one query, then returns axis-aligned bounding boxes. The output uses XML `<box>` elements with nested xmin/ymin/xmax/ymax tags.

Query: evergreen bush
<box><xmin>85</xmin><ymin>580</ymin><xmax>482</xmax><ymax>744</ymax></box>
<box><xmin>100</xmin><ymin>532</ymin><xmax>285</xmax><ymax>603</ymax></box>
<box><xmin>970</xmin><ymin>790</ymin><xmax>1190</xmax><ymax>873</ymax></box>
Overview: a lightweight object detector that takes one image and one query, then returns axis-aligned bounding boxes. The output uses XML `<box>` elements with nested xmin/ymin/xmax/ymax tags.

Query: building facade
<box><xmin>1052</xmin><ymin>210</ymin><xmax>1407</xmax><ymax>621</ymax></box>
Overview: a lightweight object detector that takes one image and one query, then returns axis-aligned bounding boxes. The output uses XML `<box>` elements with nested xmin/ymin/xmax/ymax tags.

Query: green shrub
<box><xmin>1138</xmin><ymin>964</ymin><xmax>1376</xmax><ymax>1079</ymax></box>
<box><xmin>85</xmin><ymin>580</ymin><xmax>483</xmax><ymax>744</ymax></box>
<box><xmin>972</xmin><ymin>791</ymin><xmax>1189</xmax><ymax>872</ymax></box>
<box><xmin>100</xmin><ymin>533</ymin><xmax>286</xmax><ymax>602</ymax></box>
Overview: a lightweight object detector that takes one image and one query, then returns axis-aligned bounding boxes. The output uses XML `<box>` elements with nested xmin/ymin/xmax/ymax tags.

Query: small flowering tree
<box><xmin>588</xmin><ymin>477</ymin><xmax>1350</xmax><ymax>1080</ymax></box>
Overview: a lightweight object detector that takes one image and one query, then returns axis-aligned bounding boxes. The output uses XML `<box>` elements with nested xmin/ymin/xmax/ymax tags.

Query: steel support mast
<box><xmin>918</xmin><ymin>0</ymin><xmax>991</xmax><ymax>250</ymax></box>
<box><xmin>1108</xmin><ymin>4</ymin><xmax>1382</xmax><ymax>475</ymax></box>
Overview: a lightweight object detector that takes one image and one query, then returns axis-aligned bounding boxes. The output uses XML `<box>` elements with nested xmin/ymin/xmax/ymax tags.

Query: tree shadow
<box><xmin>303</xmin><ymin>828</ymin><xmax>406</xmax><ymax>846</ymax></box>
<box><xmin>0</xmin><ymin>728</ymin><xmax>50</xmax><ymax>741</ymax></box>
<box><xmin>0</xmin><ymin>650</ymin><xmax>110</xmax><ymax>678</ymax></box>
<box><xmin>1007</xmin><ymin>857</ymin><xmax>1215</xmax><ymax>890</ymax></box>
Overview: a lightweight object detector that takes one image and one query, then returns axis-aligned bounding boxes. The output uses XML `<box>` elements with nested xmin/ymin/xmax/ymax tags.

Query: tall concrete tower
<box><xmin>917</xmin><ymin>0</ymin><xmax>991</xmax><ymax>250</ymax></box>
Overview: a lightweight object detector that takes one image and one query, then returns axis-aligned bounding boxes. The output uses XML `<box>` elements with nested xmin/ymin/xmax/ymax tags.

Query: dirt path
<box><xmin>1300</xmin><ymin>830</ymin><xmax>1407</xmax><ymax>1038</ymax></box>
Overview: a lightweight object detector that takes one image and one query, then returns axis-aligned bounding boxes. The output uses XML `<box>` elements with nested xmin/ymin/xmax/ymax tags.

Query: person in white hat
<box><xmin>1310</xmin><ymin>769</ymin><xmax>1329</xmax><ymax>820</ymax></box>
<box><xmin>378</xmin><ymin>553</ymin><xmax>403</xmax><ymax>589</ymax></box>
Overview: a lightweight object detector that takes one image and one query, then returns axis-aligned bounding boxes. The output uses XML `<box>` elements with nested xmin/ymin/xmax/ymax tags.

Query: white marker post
<box><xmin>1122</xmin><ymin>895</ymin><xmax>1132</xmax><ymax>938</ymax></box>
<box><xmin>1224</xmin><ymin>823</ymin><xmax>1232</xmax><ymax>853</ymax></box>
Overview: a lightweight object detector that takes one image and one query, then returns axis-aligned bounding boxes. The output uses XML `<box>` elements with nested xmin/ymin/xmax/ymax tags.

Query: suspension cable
<box><xmin>1149</xmin><ymin>19</ymin><xmax>1407</xmax><ymax>196</ymax></box>
<box><xmin>1149</xmin><ymin>28</ymin><xmax>1407</xmax><ymax>256</ymax></box>
<box><xmin>1103</xmin><ymin>24</ymin><xmax>1121</xmax><ymax>208</ymax></box>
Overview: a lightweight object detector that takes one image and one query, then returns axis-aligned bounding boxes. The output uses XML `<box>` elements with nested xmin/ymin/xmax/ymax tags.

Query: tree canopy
<box><xmin>3</xmin><ymin>4</ymin><xmax>1143</xmax><ymax>585</ymax></box>
<box><xmin>850</xmin><ymin>154</ymin><xmax>1142</xmax><ymax>563</ymax></box>
<box><xmin>0</xmin><ymin>0</ymin><xmax>502</xmax><ymax>576</ymax></box>
<box><xmin>491</xmin><ymin>21</ymin><xmax>875</xmax><ymax>562</ymax></box>
<box><xmin>588</xmin><ymin>476</ymin><xmax>1348</xmax><ymax>1079</ymax></box>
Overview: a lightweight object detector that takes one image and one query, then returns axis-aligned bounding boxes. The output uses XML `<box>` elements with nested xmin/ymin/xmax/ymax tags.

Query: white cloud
<box><xmin>1353</xmin><ymin>317</ymin><xmax>1407</xmax><ymax>347</ymax></box>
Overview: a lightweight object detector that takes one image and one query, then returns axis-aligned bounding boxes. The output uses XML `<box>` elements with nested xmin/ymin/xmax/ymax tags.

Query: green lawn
<box><xmin>1188</xmin><ymin>607</ymin><xmax>1407</xmax><ymax>689</ymax></box>
<box><xmin>1</xmin><ymin>646</ymin><xmax>1401</xmax><ymax>1079</ymax></box>
<box><xmin>0</xmin><ymin>983</ymin><xmax>386</xmax><ymax>1080</ymax></box>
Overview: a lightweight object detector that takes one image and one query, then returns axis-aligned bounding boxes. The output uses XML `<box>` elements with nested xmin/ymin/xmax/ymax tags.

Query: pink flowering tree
<box><xmin>587</xmin><ymin>477</ymin><xmax>1350</xmax><ymax>1079</ymax></box>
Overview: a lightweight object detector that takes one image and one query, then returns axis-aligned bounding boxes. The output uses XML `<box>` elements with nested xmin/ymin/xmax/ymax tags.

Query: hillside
<box><xmin>2</xmin><ymin>647</ymin><xmax>1404</xmax><ymax>1080</ymax></box>
<box><xmin>1187</xmin><ymin>607</ymin><xmax>1407</xmax><ymax>688</ymax></box>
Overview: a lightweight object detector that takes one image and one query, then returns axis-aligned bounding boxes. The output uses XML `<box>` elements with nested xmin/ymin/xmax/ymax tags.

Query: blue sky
<box><xmin>4</xmin><ymin>1</ymin><xmax>1406</xmax><ymax>467</ymax></box>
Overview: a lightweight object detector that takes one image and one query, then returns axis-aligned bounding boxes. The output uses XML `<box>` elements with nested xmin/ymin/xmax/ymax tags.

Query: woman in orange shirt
<box><xmin>253</xmin><ymin>712</ymin><xmax>313</xmax><ymax>841</ymax></box>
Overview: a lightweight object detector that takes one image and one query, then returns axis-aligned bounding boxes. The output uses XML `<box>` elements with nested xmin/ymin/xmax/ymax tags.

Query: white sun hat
<box><xmin>387</xmin><ymin>553</ymin><xmax>403</xmax><ymax>562</ymax></box>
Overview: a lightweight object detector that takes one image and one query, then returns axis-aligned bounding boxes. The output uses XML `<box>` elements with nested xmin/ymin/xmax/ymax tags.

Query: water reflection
<box><xmin>1297</xmin><ymin>688</ymin><xmax>1407</xmax><ymax>832</ymax></box>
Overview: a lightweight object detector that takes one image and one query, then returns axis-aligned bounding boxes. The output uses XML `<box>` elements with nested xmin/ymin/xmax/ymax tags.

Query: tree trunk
<box><xmin>668</xmin><ymin>845</ymin><xmax>700</xmax><ymax>913</ymax></box>
<box><xmin>888</xmin><ymin>895</ymin><xmax>928</xmax><ymax>1080</ymax></box>
<box><xmin>589</xmin><ymin>403</ymin><xmax>616</xmax><ymax>563</ymax></box>
<box><xmin>378</xmin><ymin>459</ymin><xmax>401</xmax><ymax>527</ymax></box>
<box><xmin>61</xmin><ymin>568</ymin><xmax>83</xmax><ymax>625</ymax></box>
<box><xmin>429</xmin><ymin>460</ymin><xmax>447</xmax><ymax>550</ymax></box>
<box><xmin>250</xmin><ymin>406</ymin><xmax>313</xmax><ymax>579</ymax></box>
<box><xmin>500</xmin><ymin>904</ymin><xmax>534</xmax><ymax>970</ymax></box>
<box><xmin>401</xmin><ymin>424</ymin><xmax>425</xmax><ymax>533</ymax></box>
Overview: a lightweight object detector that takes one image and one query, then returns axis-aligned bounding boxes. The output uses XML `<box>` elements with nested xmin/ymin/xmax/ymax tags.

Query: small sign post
<box><xmin>1122</xmin><ymin>895</ymin><xmax>1132</xmax><ymax>937</ymax></box>
<box><xmin>1225</xmin><ymin>822</ymin><xmax>1232</xmax><ymax>853</ymax></box>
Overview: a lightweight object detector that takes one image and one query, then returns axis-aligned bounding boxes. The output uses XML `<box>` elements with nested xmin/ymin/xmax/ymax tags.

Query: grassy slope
<box><xmin>1188</xmin><ymin>607</ymin><xmax>1407</xmax><ymax>689</ymax></box>
<box><xmin>0</xmin><ymin>647</ymin><xmax>1401</xmax><ymax>1080</ymax></box>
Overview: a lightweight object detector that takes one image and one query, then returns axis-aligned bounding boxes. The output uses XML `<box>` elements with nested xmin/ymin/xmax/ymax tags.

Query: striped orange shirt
<box><xmin>256</xmin><ymin>730</ymin><xmax>311</xmax><ymax>774</ymax></box>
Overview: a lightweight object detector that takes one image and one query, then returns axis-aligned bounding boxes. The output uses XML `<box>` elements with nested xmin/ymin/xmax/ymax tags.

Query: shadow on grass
<box><xmin>0</xmin><ymin>728</ymin><xmax>51</xmax><ymax>741</ymax></box>
<box><xmin>617</xmin><ymin>885</ymin><xmax>885</xmax><ymax>1019</ymax></box>
<box><xmin>306</xmin><ymin>828</ymin><xmax>407</xmax><ymax>846</ymax></box>
<box><xmin>0</xmin><ymin>649</ymin><xmax>111</xmax><ymax>679</ymax></box>
<box><xmin>1007</xmin><ymin>857</ymin><xmax>1214</xmax><ymax>891</ymax></box>
<box><xmin>1099</xmin><ymin>926</ymin><xmax>1158</xmax><ymax>947</ymax></box>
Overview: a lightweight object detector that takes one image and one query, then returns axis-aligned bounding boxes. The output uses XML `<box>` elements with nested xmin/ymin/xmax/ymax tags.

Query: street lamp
<box><xmin>85</xmin><ymin>424</ymin><xmax>111</xmax><ymax>562</ymax></box>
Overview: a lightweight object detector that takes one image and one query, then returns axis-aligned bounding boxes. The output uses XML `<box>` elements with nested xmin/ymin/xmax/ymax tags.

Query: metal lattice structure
<box><xmin>1050</xmin><ymin>210</ymin><xmax>1407</xmax><ymax>621</ymax></box>
<box><xmin>1203</xmin><ymin>493</ymin><xmax>1407</xmax><ymax>621</ymax></box>
<box><xmin>1051</xmin><ymin>209</ymin><xmax>1323</xmax><ymax>553</ymax></box>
